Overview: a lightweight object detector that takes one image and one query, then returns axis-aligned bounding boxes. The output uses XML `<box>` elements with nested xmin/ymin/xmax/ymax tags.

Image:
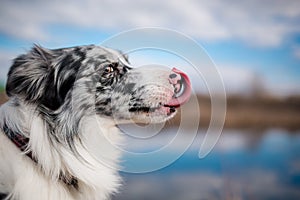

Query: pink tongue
<box><xmin>166</xmin><ymin>68</ymin><xmax>192</xmax><ymax>107</ymax></box>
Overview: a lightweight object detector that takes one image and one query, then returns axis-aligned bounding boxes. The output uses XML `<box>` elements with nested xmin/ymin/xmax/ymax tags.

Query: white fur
<box><xmin>0</xmin><ymin>101</ymin><xmax>122</xmax><ymax>200</ymax></box>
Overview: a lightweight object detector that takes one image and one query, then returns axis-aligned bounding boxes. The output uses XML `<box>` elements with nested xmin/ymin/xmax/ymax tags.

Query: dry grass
<box><xmin>0</xmin><ymin>92</ymin><xmax>8</xmax><ymax>105</ymax></box>
<box><xmin>170</xmin><ymin>95</ymin><xmax>300</xmax><ymax>131</ymax></box>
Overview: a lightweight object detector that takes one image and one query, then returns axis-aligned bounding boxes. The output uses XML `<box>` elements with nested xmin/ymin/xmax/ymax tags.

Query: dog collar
<box><xmin>1</xmin><ymin>125</ymin><xmax>78</xmax><ymax>189</ymax></box>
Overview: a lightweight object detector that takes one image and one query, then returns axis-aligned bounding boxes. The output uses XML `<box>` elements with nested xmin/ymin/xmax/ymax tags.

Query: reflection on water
<box><xmin>113</xmin><ymin>129</ymin><xmax>300</xmax><ymax>200</ymax></box>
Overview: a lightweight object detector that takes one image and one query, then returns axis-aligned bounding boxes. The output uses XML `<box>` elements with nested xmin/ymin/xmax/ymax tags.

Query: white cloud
<box><xmin>0</xmin><ymin>0</ymin><xmax>299</xmax><ymax>47</ymax></box>
<box><xmin>205</xmin><ymin>0</ymin><xmax>300</xmax><ymax>47</ymax></box>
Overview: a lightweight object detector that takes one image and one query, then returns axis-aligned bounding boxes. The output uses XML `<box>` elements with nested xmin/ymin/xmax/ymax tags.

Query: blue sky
<box><xmin>0</xmin><ymin>0</ymin><xmax>300</xmax><ymax>96</ymax></box>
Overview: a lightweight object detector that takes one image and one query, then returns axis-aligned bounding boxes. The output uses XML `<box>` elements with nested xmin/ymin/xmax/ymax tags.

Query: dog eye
<box><xmin>104</xmin><ymin>65</ymin><xmax>114</xmax><ymax>73</ymax></box>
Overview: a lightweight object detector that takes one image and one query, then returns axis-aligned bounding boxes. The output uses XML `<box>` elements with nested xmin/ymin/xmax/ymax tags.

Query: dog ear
<box><xmin>6</xmin><ymin>45</ymin><xmax>63</xmax><ymax>110</ymax></box>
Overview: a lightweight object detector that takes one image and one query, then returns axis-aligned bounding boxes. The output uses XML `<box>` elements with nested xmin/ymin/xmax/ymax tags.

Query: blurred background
<box><xmin>0</xmin><ymin>0</ymin><xmax>300</xmax><ymax>199</ymax></box>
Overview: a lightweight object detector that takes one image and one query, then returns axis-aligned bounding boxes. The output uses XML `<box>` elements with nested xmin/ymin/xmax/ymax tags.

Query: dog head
<box><xmin>6</xmin><ymin>45</ymin><xmax>191</xmax><ymax>124</ymax></box>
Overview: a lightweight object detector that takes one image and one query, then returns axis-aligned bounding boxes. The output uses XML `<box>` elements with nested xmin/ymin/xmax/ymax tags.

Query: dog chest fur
<box><xmin>0</xmin><ymin>100</ymin><xmax>122</xmax><ymax>200</ymax></box>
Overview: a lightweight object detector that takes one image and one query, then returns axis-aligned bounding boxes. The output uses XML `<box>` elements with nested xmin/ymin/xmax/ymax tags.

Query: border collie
<box><xmin>0</xmin><ymin>45</ymin><xmax>191</xmax><ymax>200</ymax></box>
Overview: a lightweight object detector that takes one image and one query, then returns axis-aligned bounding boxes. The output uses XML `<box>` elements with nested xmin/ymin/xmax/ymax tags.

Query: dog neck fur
<box><xmin>0</xmin><ymin>98</ymin><xmax>123</xmax><ymax>200</ymax></box>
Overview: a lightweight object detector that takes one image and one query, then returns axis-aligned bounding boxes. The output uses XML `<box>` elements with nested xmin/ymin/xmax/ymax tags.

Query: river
<box><xmin>113</xmin><ymin>128</ymin><xmax>300</xmax><ymax>200</ymax></box>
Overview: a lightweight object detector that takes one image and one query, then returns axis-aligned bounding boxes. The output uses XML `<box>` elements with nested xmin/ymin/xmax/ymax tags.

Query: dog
<box><xmin>0</xmin><ymin>44</ymin><xmax>191</xmax><ymax>200</ymax></box>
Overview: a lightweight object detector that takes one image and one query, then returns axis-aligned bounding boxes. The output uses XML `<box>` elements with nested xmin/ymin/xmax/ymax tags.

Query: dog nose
<box><xmin>166</xmin><ymin>68</ymin><xmax>191</xmax><ymax>107</ymax></box>
<box><xmin>168</xmin><ymin>73</ymin><xmax>182</xmax><ymax>93</ymax></box>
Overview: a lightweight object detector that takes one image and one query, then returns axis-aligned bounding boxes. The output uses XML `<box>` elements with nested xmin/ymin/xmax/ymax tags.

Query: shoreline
<box><xmin>170</xmin><ymin>95</ymin><xmax>300</xmax><ymax>131</ymax></box>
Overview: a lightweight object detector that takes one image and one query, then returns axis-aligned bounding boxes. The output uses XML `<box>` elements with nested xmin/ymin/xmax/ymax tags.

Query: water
<box><xmin>113</xmin><ymin>129</ymin><xmax>300</xmax><ymax>200</ymax></box>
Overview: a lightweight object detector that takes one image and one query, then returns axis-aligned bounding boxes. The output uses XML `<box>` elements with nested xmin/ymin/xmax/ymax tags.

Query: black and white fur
<box><xmin>0</xmin><ymin>45</ymin><xmax>183</xmax><ymax>200</ymax></box>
